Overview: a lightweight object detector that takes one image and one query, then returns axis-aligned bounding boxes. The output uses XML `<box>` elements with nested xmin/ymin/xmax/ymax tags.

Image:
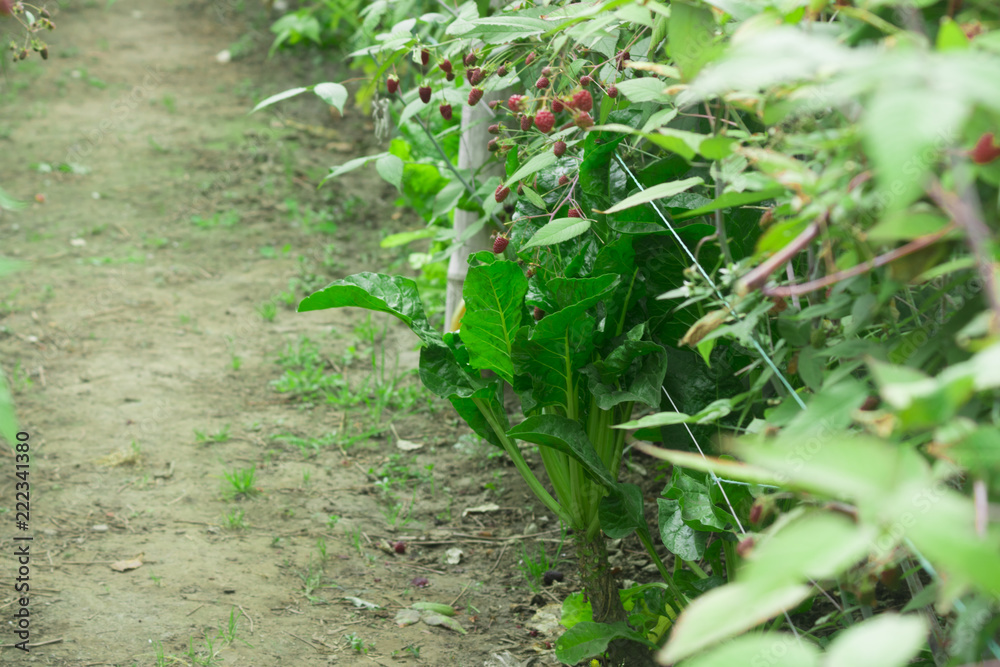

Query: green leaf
<box><xmin>823</xmin><ymin>615</ymin><xmax>926</xmax><ymax>667</ymax></box>
<box><xmin>657</xmin><ymin>497</ymin><xmax>707</xmax><ymax>561</ymax></box>
<box><xmin>660</xmin><ymin>582</ymin><xmax>813</xmax><ymax>662</ymax></box>
<box><xmin>446</xmin><ymin>15</ymin><xmax>550</xmax><ymax>43</ymax></box>
<box><xmin>512</xmin><ymin>304</ymin><xmax>598</xmax><ymax>410</ymax></box>
<box><xmin>678</xmin><ymin>633</ymin><xmax>819</xmax><ymax>667</ymax></box>
<box><xmin>520</xmin><ymin>184</ymin><xmax>548</xmax><ymax>210</ymax></box>
<box><xmin>560</xmin><ymin>591</ymin><xmax>593</xmax><ymax>629</ymax></box>
<box><xmin>298</xmin><ymin>273</ymin><xmax>441</xmax><ymax>347</ymax></box>
<box><xmin>673</xmin><ymin>187</ymin><xmax>784</xmax><ymax>221</ymax></box>
<box><xmin>867</xmin><ymin>210</ymin><xmax>950</xmax><ymax>242</ymax></box>
<box><xmin>0</xmin><ymin>371</ymin><xmax>17</xmax><ymax>446</ymax></box>
<box><xmin>322</xmin><ymin>153</ymin><xmax>388</xmax><ymax>184</ymax></box>
<box><xmin>375</xmin><ymin>154</ymin><xmax>404</xmax><ymax>192</ymax></box>
<box><xmin>599</xmin><ymin>482</ymin><xmax>645</xmax><ymax>539</ymax></box>
<box><xmin>461</xmin><ymin>259</ymin><xmax>528</xmax><ymax>384</ymax></box>
<box><xmin>250</xmin><ymin>86</ymin><xmax>308</xmax><ymax>113</ymax></box>
<box><xmin>0</xmin><ymin>186</ymin><xmax>26</xmax><ymax>212</ymax></box>
<box><xmin>863</xmin><ymin>89</ymin><xmax>968</xmax><ymax>212</ymax></box>
<box><xmin>505</xmin><ymin>151</ymin><xmax>558</xmax><ymax>187</ymax></box>
<box><xmin>380</xmin><ymin>228</ymin><xmax>437</xmax><ymax>248</ymax></box>
<box><xmin>936</xmin><ymin>17</ymin><xmax>969</xmax><ymax>52</ymax></box>
<box><xmin>556</xmin><ymin>621</ymin><xmax>656</xmax><ymax>664</ymax></box>
<box><xmin>581</xmin><ymin>338</ymin><xmax>668</xmax><ymax>409</ymax></box>
<box><xmin>668</xmin><ymin>0</ymin><xmax>723</xmax><ymax>81</ymax></box>
<box><xmin>313</xmin><ymin>82</ymin><xmax>348</xmax><ymax>114</ymax></box>
<box><xmin>599</xmin><ymin>178</ymin><xmax>704</xmax><ymax>214</ymax></box>
<box><xmin>521</xmin><ymin>217</ymin><xmax>592</xmax><ymax>250</ymax></box>
<box><xmin>507</xmin><ymin>414</ymin><xmax>618</xmax><ymax>489</ymax></box>
<box><xmin>616</xmin><ymin>77</ymin><xmax>673</xmax><ymax>103</ymax></box>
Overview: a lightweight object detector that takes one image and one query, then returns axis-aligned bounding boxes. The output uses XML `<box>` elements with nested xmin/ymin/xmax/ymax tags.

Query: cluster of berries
<box><xmin>4</xmin><ymin>3</ymin><xmax>56</xmax><ymax>62</ymax></box>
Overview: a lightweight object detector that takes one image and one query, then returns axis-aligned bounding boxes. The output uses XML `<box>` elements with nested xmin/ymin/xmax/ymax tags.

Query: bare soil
<box><xmin>0</xmin><ymin>2</ymin><xmax>664</xmax><ymax>666</ymax></box>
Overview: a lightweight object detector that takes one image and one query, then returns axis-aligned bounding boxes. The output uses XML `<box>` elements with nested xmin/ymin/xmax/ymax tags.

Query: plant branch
<box><xmin>760</xmin><ymin>224</ymin><xmax>954</xmax><ymax>299</ymax></box>
<box><xmin>737</xmin><ymin>216</ymin><xmax>823</xmax><ymax>296</ymax></box>
<box><xmin>927</xmin><ymin>180</ymin><xmax>1000</xmax><ymax>333</ymax></box>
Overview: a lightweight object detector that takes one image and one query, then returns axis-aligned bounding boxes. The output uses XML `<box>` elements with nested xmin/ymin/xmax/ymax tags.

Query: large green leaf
<box><xmin>507</xmin><ymin>414</ymin><xmax>618</xmax><ymax>490</ymax></box>
<box><xmin>555</xmin><ymin>621</ymin><xmax>656</xmax><ymax>665</ymax></box>
<box><xmin>520</xmin><ymin>217</ymin><xmax>592</xmax><ymax>250</ymax></box>
<box><xmin>599</xmin><ymin>482</ymin><xmax>646</xmax><ymax>539</ymax></box>
<box><xmin>668</xmin><ymin>0</ymin><xmax>723</xmax><ymax>81</ymax></box>
<box><xmin>512</xmin><ymin>304</ymin><xmax>598</xmax><ymax>410</ymax></box>
<box><xmin>298</xmin><ymin>273</ymin><xmax>441</xmax><ymax>347</ymax></box>
<box><xmin>580</xmin><ymin>335</ymin><xmax>668</xmax><ymax>409</ymax></box>
<box><xmin>657</xmin><ymin>497</ymin><xmax>708</xmax><ymax>561</ymax></box>
<box><xmin>823</xmin><ymin>615</ymin><xmax>927</xmax><ymax>667</ymax></box>
<box><xmin>677</xmin><ymin>633</ymin><xmax>819</xmax><ymax>667</ymax></box>
<box><xmin>461</xmin><ymin>258</ymin><xmax>528</xmax><ymax>384</ymax></box>
<box><xmin>659</xmin><ymin>582</ymin><xmax>813</xmax><ymax>662</ymax></box>
<box><xmin>599</xmin><ymin>178</ymin><xmax>704</xmax><ymax>214</ymax></box>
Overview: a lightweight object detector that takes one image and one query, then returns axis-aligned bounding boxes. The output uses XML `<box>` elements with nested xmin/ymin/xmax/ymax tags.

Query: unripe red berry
<box><xmin>525</xmin><ymin>52</ymin><xmax>536</xmax><ymax>66</ymax></box>
<box><xmin>493</xmin><ymin>234</ymin><xmax>510</xmax><ymax>253</ymax></box>
<box><xmin>551</xmin><ymin>99</ymin><xmax>564</xmax><ymax>113</ymax></box>
<box><xmin>568</xmin><ymin>208</ymin><xmax>583</xmax><ymax>218</ymax></box>
<box><xmin>468</xmin><ymin>87</ymin><xmax>484</xmax><ymax>106</ymax></box>
<box><xmin>467</xmin><ymin>67</ymin><xmax>483</xmax><ymax>85</ymax></box>
<box><xmin>439</xmin><ymin>59</ymin><xmax>453</xmax><ymax>74</ymax></box>
<box><xmin>536</xmin><ymin>76</ymin><xmax>549</xmax><ymax>89</ymax></box>
<box><xmin>439</xmin><ymin>104</ymin><xmax>453</xmax><ymax>120</ymax></box>
<box><xmin>488</xmin><ymin>100</ymin><xmax>501</xmax><ymax>110</ymax></box>
<box><xmin>464</xmin><ymin>52</ymin><xmax>477</xmax><ymax>67</ymax></box>
<box><xmin>607</xmin><ymin>85</ymin><xmax>618</xmax><ymax>98</ymax></box>
<box><xmin>387</xmin><ymin>77</ymin><xmax>399</xmax><ymax>94</ymax></box>
<box><xmin>526</xmin><ymin>267</ymin><xmax>535</xmax><ymax>278</ymax></box>
<box><xmin>520</xmin><ymin>114</ymin><xmax>533</xmax><ymax>132</ymax></box>
<box><xmin>575</xmin><ymin>111</ymin><xmax>594</xmax><ymax>128</ymax></box>
<box><xmin>749</xmin><ymin>502</ymin><xmax>763</xmax><ymax>526</ymax></box>
<box><xmin>971</xmin><ymin>132</ymin><xmax>1000</xmax><ymax>164</ymax></box>
<box><xmin>534</xmin><ymin>110</ymin><xmax>555</xmax><ymax>134</ymax></box>
<box><xmin>498</xmin><ymin>64</ymin><xmax>508</xmax><ymax>77</ymax></box>
<box><xmin>446</xmin><ymin>71</ymin><xmax>455</xmax><ymax>82</ymax></box>
<box><xmin>558</xmin><ymin>175</ymin><xmax>569</xmax><ymax>186</ymax></box>
<box><xmin>488</xmin><ymin>123</ymin><xmax>501</xmax><ymax>135</ymax></box>
<box><xmin>553</xmin><ymin>141</ymin><xmax>567</xmax><ymax>157</ymax></box>
<box><xmin>541</xmin><ymin>66</ymin><xmax>551</xmax><ymax>77</ymax></box>
<box><xmin>571</xmin><ymin>90</ymin><xmax>593</xmax><ymax>112</ymax></box>
<box><xmin>580</xmin><ymin>75</ymin><xmax>592</xmax><ymax>86</ymax></box>
<box><xmin>736</xmin><ymin>537</ymin><xmax>755</xmax><ymax>558</ymax></box>
<box><xmin>419</xmin><ymin>85</ymin><xmax>432</xmax><ymax>104</ymax></box>
<box><xmin>488</xmin><ymin>138</ymin><xmax>499</xmax><ymax>152</ymax></box>
<box><xmin>421</xmin><ymin>49</ymin><xmax>430</xmax><ymax>66</ymax></box>
<box><xmin>495</xmin><ymin>185</ymin><xmax>511</xmax><ymax>204</ymax></box>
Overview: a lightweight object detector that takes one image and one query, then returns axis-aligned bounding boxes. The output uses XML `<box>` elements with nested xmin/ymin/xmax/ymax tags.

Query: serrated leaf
<box><xmin>599</xmin><ymin>177</ymin><xmax>704</xmax><ymax>214</ymax></box>
<box><xmin>521</xmin><ymin>217</ymin><xmax>592</xmax><ymax>250</ymax></box>
<box><xmin>313</xmin><ymin>82</ymin><xmax>348</xmax><ymax>114</ymax></box>
<box><xmin>505</xmin><ymin>152</ymin><xmax>558</xmax><ymax>188</ymax></box>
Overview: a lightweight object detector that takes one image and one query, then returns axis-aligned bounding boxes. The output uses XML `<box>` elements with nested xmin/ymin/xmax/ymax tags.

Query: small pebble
<box><xmin>92</xmin><ymin>524</ymin><xmax>109</xmax><ymax>532</ymax></box>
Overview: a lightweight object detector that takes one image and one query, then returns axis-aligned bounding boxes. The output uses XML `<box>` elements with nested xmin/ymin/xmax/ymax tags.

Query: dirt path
<box><xmin>0</xmin><ymin>2</ymin><xmax>574</xmax><ymax>665</ymax></box>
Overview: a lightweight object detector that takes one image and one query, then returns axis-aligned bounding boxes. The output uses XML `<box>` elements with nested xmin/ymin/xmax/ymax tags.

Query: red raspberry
<box><xmin>464</xmin><ymin>52</ymin><xmax>477</xmax><ymax>67</ymax></box>
<box><xmin>468</xmin><ymin>88</ymin><xmax>484</xmax><ymax>106</ymax></box>
<box><xmin>541</xmin><ymin>66</ymin><xmax>551</xmax><ymax>77</ymax></box>
<box><xmin>386</xmin><ymin>77</ymin><xmax>399</xmax><ymax>94</ymax></box>
<box><xmin>525</xmin><ymin>52</ymin><xmax>536</xmax><ymax>66</ymax></box>
<box><xmin>616</xmin><ymin>50</ymin><xmax>630</xmax><ymax>70</ymax></box>
<box><xmin>551</xmin><ymin>99</ymin><xmax>564</xmax><ymax>113</ymax></box>
<box><xmin>498</xmin><ymin>64</ymin><xmax>508</xmax><ymax>77</ymax></box>
<box><xmin>495</xmin><ymin>184</ymin><xmax>511</xmax><ymax>203</ymax></box>
<box><xmin>439</xmin><ymin>59</ymin><xmax>452</xmax><ymax>74</ymax></box>
<box><xmin>439</xmin><ymin>104</ymin><xmax>453</xmax><ymax>120</ymax></box>
<box><xmin>421</xmin><ymin>49</ymin><xmax>430</xmax><ymax>66</ymax></box>
<box><xmin>558</xmin><ymin>175</ymin><xmax>569</xmax><ymax>186</ymax></box>
<box><xmin>575</xmin><ymin>112</ymin><xmax>594</xmax><ymax>128</ymax></box>
<box><xmin>508</xmin><ymin>95</ymin><xmax>526</xmax><ymax>112</ymax></box>
<box><xmin>493</xmin><ymin>234</ymin><xmax>510</xmax><ymax>253</ymax></box>
<box><xmin>488</xmin><ymin>138</ymin><xmax>499</xmax><ymax>152</ymax></box>
<box><xmin>607</xmin><ymin>85</ymin><xmax>618</xmax><ymax>98</ymax></box>
<box><xmin>572</xmin><ymin>90</ymin><xmax>593</xmax><ymax>112</ymax></box>
<box><xmin>488</xmin><ymin>123</ymin><xmax>501</xmax><ymax>135</ymax></box>
<box><xmin>580</xmin><ymin>75</ymin><xmax>592</xmax><ymax>86</ymax></box>
<box><xmin>971</xmin><ymin>133</ymin><xmax>1000</xmax><ymax>164</ymax></box>
<box><xmin>568</xmin><ymin>208</ymin><xmax>583</xmax><ymax>218</ymax></box>
<box><xmin>467</xmin><ymin>67</ymin><xmax>484</xmax><ymax>85</ymax></box>
<box><xmin>534</xmin><ymin>110</ymin><xmax>555</xmax><ymax>133</ymax></box>
<box><xmin>533</xmin><ymin>306</ymin><xmax>545</xmax><ymax>321</ymax></box>
<box><xmin>553</xmin><ymin>141</ymin><xmax>567</xmax><ymax>157</ymax></box>
<box><xmin>536</xmin><ymin>76</ymin><xmax>550</xmax><ymax>89</ymax></box>
<box><xmin>419</xmin><ymin>86</ymin><xmax>432</xmax><ymax>104</ymax></box>
<box><xmin>520</xmin><ymin>114</ymin><xmax>533</xmax><ymax>132</ymax></box>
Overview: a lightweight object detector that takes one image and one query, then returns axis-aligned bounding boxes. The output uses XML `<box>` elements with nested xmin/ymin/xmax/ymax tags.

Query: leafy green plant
<box><xmin>519</xmin><ymin>536</ymin><xmax>566</xmax><ymax>593</ymax></box>
<box><xmin>222</xmin><ymin>466</ymin><xmax>259</xmax><ymax>499</ymax></box>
